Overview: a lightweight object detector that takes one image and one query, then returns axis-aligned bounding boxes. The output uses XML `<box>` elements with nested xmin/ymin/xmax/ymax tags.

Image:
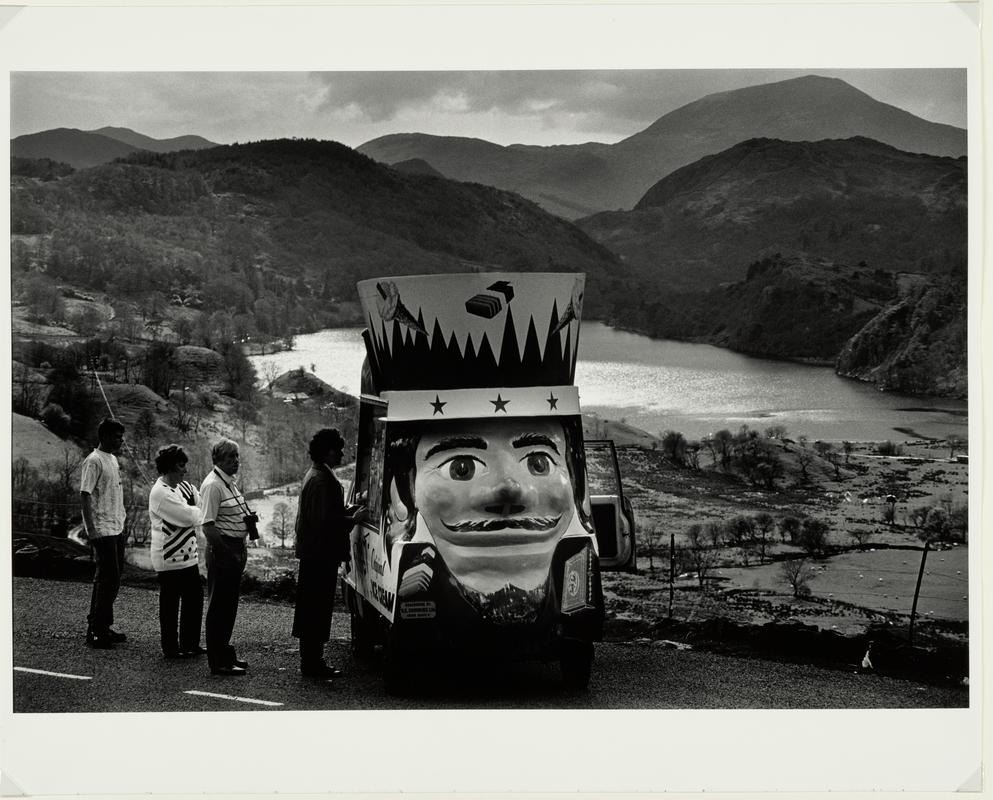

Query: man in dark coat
<box><xmin>292</xmin><ymin>428</ymin><xmax>366</xmax><ymax>680</ymax></box>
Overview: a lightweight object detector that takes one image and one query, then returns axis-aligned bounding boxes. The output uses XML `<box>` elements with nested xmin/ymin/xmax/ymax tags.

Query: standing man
<box><xmin>200</xmin><ymin>439</ymin><xmax>254</xmax><ymax>676</ymax></box>
<box><xmin>80</xmin><ymin>417</ymin><xmax>128</xmax><ymax>649</ymax></box>
<box><xmin>293</xmin><ymin>428</ymin><xmax>366</xmax><ymax>680</ymax></box>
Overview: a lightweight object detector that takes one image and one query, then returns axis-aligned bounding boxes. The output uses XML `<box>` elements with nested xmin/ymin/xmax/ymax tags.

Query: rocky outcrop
<box><xmin>173</xmin><ymin>345</ymin><xmax>224</xmax><ymax>386</ymax></box>
<box><xmin>835</xmin><ymin>276</ymin><xmax>966</xmax><ymax>397</ymax></box>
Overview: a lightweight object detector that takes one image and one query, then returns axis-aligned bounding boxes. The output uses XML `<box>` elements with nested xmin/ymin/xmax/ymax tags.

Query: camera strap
<box><xmin>212</xmin><ymin>468</ymin><xmax>253</xmax><ymax>516</ymax></box>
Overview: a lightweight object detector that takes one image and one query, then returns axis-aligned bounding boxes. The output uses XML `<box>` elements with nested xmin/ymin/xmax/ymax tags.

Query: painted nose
<box><xmin>485</xmin><ymin>478</ymin><xmax>525</xmax><ymax>516</ymax></box>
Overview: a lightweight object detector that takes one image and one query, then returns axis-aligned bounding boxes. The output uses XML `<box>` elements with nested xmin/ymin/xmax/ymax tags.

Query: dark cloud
<box><xmin>11</xmin><ymin>69</ymin><xmax>967</xmax><ymax>147</ymax></box>
<box><xmin>306</xmin><ymin>69</ymin><xmax>967</xmax><ymax>138</ymax></box>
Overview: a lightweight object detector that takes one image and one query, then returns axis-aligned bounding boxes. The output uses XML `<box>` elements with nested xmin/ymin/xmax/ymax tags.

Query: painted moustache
<box><xmin>442</xmin><ymin>516</ymin><xmax>561</xmax><ymax>533</ymax></box>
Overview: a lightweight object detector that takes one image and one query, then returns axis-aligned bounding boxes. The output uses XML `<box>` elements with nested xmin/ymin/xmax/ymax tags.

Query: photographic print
<box><xmin>1</xmin><ymin>3</ymin><xmax>983</xmax><ymax>796</ymax></box>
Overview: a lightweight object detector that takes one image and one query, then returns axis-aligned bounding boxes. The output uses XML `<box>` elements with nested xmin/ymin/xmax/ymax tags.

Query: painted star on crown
<box><xmin>546</xmin><ymin>392</ymin><xmax>558</xmax><ymax>410</ymax></box>
<box><xmin>430</xmin><ymin>394</ymin><xmax>447</xmax><ymax>415</ymax></box>
<box><xmin>490</xmin><ymin>394</ymin><xmax>509</xmax><ymax>413</ymax></box>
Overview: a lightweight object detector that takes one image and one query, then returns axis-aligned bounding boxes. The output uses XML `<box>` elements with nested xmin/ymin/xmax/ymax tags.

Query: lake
<box><xmin>249</xmin><ymin>322</ymin><xmax>967</xmax><ymax>443</ymax></box>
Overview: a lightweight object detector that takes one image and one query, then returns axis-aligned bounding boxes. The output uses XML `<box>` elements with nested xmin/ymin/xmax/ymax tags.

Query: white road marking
<box><xmin>14</xmin><ymin>666</ymin><xmax>92</xmax><ymax>681</ymax></box>
<box><xmin>184</xmin><ymin>689</ymin><xmax>283</xmax><ymax>707</ymax></box>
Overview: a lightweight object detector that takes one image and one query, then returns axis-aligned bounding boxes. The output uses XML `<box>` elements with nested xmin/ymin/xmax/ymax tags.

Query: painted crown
<box><xmin>358</xmin><ymin>273</ymin><xmax>585</xmax><ymax>394</ymax></box>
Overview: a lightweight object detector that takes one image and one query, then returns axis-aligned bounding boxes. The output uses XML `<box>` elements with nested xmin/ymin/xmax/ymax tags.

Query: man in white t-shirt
<box><xmin>80</xmin><ymin>417</ymin><xmax>127</xmax><ymax>648</ymax></box>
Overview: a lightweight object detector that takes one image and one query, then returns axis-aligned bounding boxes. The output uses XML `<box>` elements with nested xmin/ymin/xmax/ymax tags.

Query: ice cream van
<box><xmin>341</xmin><ymin>272</ymin><xmax>606</xmax><ymax>692</ymax></box>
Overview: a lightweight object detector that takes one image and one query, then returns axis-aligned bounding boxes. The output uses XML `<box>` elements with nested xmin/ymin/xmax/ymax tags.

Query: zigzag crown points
<box><xmin>364</xmin><ymin>300</ymin><xmax>573</xmax><ymax>393</ymax></box>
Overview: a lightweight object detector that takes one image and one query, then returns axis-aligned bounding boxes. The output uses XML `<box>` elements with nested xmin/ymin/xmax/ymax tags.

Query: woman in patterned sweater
<box><xmin>148</xmin><ymin>445</ymin><xmax>205</xmax><ymax>659</ymax></box>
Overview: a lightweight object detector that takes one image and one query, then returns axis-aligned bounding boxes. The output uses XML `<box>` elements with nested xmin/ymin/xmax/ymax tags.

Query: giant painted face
<box><xmin>411</xmin><ymin>417</ymin><xmax>576</xmax><ymax>597</ymax></box>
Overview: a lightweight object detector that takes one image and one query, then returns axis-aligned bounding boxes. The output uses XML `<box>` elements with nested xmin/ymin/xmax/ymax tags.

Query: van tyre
<box><xmin>560</xmin><ymin>640</ymin><xmax>594</xmax><ymax>691</ymax></box>
<box><xmin>350</xmin><ymin>605</ymin><xmax>378</xmax><ymax>660</ymax></box>
<box><xmin>382</xmin><ymin>634</ymin><xmax>412</xmax><ymax>696</ymax></box>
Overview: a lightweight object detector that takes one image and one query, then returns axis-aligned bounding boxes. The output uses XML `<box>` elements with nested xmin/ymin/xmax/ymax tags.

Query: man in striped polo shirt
<box><xmin>200</xmin><ymin>439</ymin><xmax>253</xmax><ymax>676</ymax></box>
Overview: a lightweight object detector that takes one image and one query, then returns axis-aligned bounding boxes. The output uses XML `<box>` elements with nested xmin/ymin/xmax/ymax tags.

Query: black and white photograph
<box><xmin>1</xmin><ymin>2</ymin><xmax>984</xmax><ymax>796</ymax></box>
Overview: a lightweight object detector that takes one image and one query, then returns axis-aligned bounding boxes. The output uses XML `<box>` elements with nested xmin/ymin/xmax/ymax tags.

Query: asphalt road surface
<box><xmin>11</xmin><ymin>576</ymin><xmax>967</xmax><ymax>712</ymax></box>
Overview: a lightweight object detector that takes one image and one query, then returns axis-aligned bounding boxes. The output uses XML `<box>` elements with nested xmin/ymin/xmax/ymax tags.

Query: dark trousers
<box><xmin>205</xmin><ymin>537</ymin><xmax>247</xmax><ymax>669</ymax></box>
<box><xmin>293</xmin><ymin>557</ymin><xmax>339</xmax><ymax>668</ymax></box>
<box><xmin>158</xmin><ymin>565</ymin><xmax>204</xmax><ymax>655</ymax></box>
<box><xmin>87</xmin><ymin>534</ymin><xmax>124</xmax><ymax>634</ymax></box>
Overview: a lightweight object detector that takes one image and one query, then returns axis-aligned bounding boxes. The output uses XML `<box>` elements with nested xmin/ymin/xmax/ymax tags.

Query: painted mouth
<box><xmin>441</xmin><ymin>516</ymin><xmax>561</xmax><ymax>533</ymax></box>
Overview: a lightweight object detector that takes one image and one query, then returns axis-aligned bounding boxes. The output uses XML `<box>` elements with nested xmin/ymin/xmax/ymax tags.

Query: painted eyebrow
<box><xmin>424</xmin><ymin>436</ymin><xmax>488</xmax><ymax>460</ymax></box>
<box><xmin>513</xmin><ymin>433</ymin><xmax>560</xmax><ymax>455</ymax></box>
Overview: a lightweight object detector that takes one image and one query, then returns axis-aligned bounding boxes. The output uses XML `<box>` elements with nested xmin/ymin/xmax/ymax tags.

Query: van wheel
<box><xmin>350</xmin><ymin>605</ymin><xmax>378</xmax><ymax>659</ymax></box>
<box><xmin>382</xmin><ymin>634</ymin><xmax>411</xmax><ymax>696</ymax></box>
<box><xmin>560</xmin><ymin>641</ymin><xmax>594</xmax><ymax>691</ymax></box>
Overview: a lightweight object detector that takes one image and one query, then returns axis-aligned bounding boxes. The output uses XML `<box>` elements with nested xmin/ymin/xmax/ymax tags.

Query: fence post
<box><xmin>668</xmin><ymin>532</ymin><xmax>675</xmax><ymax>619</ymax></box>
<box><xmin>909</xmin><ymin>541</ymin><xmax>931</xmax><ymax>648</ymax></box>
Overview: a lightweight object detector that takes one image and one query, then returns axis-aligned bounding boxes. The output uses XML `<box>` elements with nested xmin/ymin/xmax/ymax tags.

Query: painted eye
<box><xmin>526</xmin><ymin>452</ymin><xmax>552</xmax><ymax>476</ymax></box>
<box><xmin>447</xmin><ymin>456</ymin><xmax>476</xmax><ymax>481</ymax></box>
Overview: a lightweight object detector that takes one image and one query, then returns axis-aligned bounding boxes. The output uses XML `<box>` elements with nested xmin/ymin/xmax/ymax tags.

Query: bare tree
<box><xmin>842</xmin><ymin>440</ymin><xmax>854</xmax><ymax>464</ymax></box>
<box><xmin>795</xmin><ymin>444</ymin><xmax>814</xmax><ymax>483</ymax></box>
<box><xmin>826</xmin><ymin>449</ymin><xmax>843</xmax><ymax>480</ymax></box>
<box><xmin>946</xmin><ymin>434</ymin><xmax>966</xmax><ymax>459</ymax></box>
<box><xmin>684</xmin><ymin>523</ymin><xmax>720</xmax><ymax>591</ymax></box>
<box><xmin>849</xmin><ymin>527</ymin><xmax>874</xmax><ymax>550</ymax></box>
<box><xmin>685</xmin><ymin>440</ymin><xmax>701</xmax><ymax>469</ymax></box>
<box><xmin>268</xmin><ymin>502</ymin><xmax>293</xmax><ymax>548</ymax></box>
<box><xmin>780</xmin><ymin>558</ymin><xmax>816</xmax><ymax>598</ymax></box>
<box><xmin>753</xmin><ymin>512</ymin><xmax>775</xmax><ymax>563</ymax></box>
<box><xmin>13</xmin><ymin>362</ymin><xmax>45</xmax><ymax>416</ymax></box>
<box><xmin>231</xmin><ymin>399</ymin><xmax>259</xmax><ymax>441</ymax></box>
<box><xmin>260</xmin><ymin>360</ymin><xmax>281</xmax><ymax>396</ymax></box>
<box><xmin>133</xmin><ymin>409</ymin><xmax>157</xmax><ymax>462</ymax></box>
<box><xmin>643</xmin><ymin>522</ymin><xmax>663</xmax><ymax>572</ymax></box>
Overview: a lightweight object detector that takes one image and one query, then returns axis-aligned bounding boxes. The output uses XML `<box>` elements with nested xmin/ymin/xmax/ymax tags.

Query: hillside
<box><xmin>578</xmin><ymin>137</ymin><xmax>967</xmax><ymax>292</ymax></box>
<box><xmin>91</xmin><ymin>126</ymin><xmax>217</xmax><ymax>153</ymax></box>
<box><xmin>11</xmin><ymin>127</ymin><xmax>218</xmax><ymax>169</ymax></box>
<box><xmin>615</xmin><ymin>253</ymin><xmax>899</xmax><ymax>362</ymax></box>
<box><xmin>835</xmin><ymin>274</ymin><xmax>967</xmax><ymax>397</ymax></box>
<box><xmin>12</xmin><ymin>128</ymin><xmax>141</xmax><ymax>169</ymax></box>
<box><xmin>10</xmin><ymin>138</ymin><xmax>630</xmax><ymax>341</ymax></box>
<box><xmin>390</xmin><ymin>157</ymin><xmax>446</xmax><ymax>178</ymax></box>
<box><xmin>358</xmin><ymin>75</ymin><xmax>966</xmax><ymax>218</ymax></box>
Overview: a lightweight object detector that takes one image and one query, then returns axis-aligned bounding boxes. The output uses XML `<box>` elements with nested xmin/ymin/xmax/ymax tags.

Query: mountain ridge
<box><xmin>11</xmin><ymin>126</ymin><xmax>218</xmax><ymax>169</ymax></box>
<box><xmin>358</xmin><ymin>75</ymin><xmax>966</xmax><ymax>218</ymax></box>
<box><xmin>577</xmin><ymin>135</ymin><xmax>966</xmax><ymax>291</ymax></box>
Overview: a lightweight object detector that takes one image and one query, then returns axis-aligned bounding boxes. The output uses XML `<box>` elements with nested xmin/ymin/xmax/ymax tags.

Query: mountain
<box><xmin>10</xmin><ymin>138</ymin><xmax>629</xmax><ymax>335</ymax></box>
<box><xmin>92</xmin><ymin>126</ymin><xmax>217</xmax><ymax>153</ymax></box>
<box><xmin>577</xmin><ymin>136</ymin><xmax>967</xmax><ymax>291</ymax></box>
<box><xmin>835</xmin><ymin>273</ymin><xmax>966</xmax><ymax>397</ymax></box>
<box><xmin>390</xmin><ymin>157</ymin><xmax>446</xmax><ymax>178</ymax></box>
<box><xmin>358</xmin><ymin>75</ymin><xmax>967</xmax><ymax>218</ymax></box>
<box><xmin>11</xmin><ymin>127</ymin><xmax>218</xmax><ymax>169</ymax></box>
<box><xmin>11</xmin><ymin>128</ymin><xmax>141</xmax><ymax>169</ymax></box>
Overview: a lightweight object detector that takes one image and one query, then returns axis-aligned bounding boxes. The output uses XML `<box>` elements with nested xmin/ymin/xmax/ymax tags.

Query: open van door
<box><xmin>584</xmin><ymin>439</ymin><xmax>637</xmax><ymax>571</ymax></box>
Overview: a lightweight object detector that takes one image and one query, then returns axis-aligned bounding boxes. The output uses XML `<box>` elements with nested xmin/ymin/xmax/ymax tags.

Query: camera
<box><xmin>243</xmin><ymin>512</ymin><xmax>260</xmax><ymax>541</ymax></box>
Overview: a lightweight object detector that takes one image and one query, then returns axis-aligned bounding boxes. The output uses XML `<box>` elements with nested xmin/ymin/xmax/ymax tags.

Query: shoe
<box><xmin>301</xmin><ymin>663</ymin><xmax>342</xmax><ymax>679</ymax></box>
<box><xmin>181</xmin><ymin>646</ymin><xmax>208</xmax><ymax>657</ymax></box>
<box><xmin>164</xmin><ymin>650</ymin><xmax>194</xmax><ymax>660</ymax></box>
<box><xmin>211</xmin><ymin>665</ymin><xmax>247</xmax><ymax>676</ymax></box>
<box><xmin>86</xmin><ymin>635</ymin><xmax>115</xmax><ymax>649</ymax></box>
<box><xmin>107</xmin><ymin>630</ymin><xmax>127</xmax><ymax>643</ymax></box>
<box><xmin>232</xmin><ymin>657</ymin><xmax>249</xmax><ymax>670</ymax></box>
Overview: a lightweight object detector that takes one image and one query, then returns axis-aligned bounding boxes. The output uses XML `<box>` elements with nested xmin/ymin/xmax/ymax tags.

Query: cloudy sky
<box><xmin>11</xmin><ymin>69</ymin><xmax>966</xmax><ymax>148</ymax></box>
